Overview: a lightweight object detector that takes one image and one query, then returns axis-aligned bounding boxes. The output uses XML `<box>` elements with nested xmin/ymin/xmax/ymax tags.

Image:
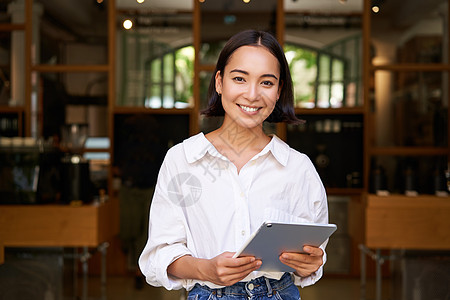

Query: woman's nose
<box><xmin>244</xmin><ymin>83</ymin><xmax>260</xmax><ymax>101</ymax></box>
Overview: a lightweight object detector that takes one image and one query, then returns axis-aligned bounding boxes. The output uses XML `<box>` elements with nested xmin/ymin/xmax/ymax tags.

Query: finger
<box><xmin>229</xmin><ymin>256</ymin><xmax>257</xmax><ymax>267</ymax></box>
<box><xmin>219</xmin><ymin>261</ymin><xmax>262</xmax><ymax>285</ymax></box>
<box><xmin>279</xmin><ymin>257</ymin><xmax>319</xmax><ymax>277</ymax></box>
<box><xmin>280</xmin><ymin>252</ymin><xmax>308</xmax><ymax>263</ymax></box>
<box><xmin>280</xmin><ymin>253</ymin><xmax>322</xmax><ymax>267</ymax></box>
<box><xmin>303</xmin><ymin>246</ymin><xmax>323</xmax><ymax>256</ymax></box>
<box><xmin>229</xmin><ymin>259</ymin><xmax>262</xmax><ymax>275</ymax></box>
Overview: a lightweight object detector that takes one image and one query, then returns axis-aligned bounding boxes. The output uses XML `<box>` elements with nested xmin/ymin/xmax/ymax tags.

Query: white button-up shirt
<box><xmin>139</xmin><ymin>133</ymin><xmax>329</xmax><ymax>291</ymax></box>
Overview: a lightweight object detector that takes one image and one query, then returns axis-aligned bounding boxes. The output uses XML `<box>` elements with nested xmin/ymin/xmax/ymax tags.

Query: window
<box><xmin>285</xmin><ymin>43</ymin><xmax>347</xmax><ymax>108</ymax></box>
<box><xmin>118</xmin><ymin>31</ymin><xmax>194</xmax><ymax>108</ymax></box>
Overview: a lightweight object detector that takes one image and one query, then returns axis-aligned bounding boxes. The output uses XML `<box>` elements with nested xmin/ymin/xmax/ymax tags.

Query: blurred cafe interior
<box><xmin>0</xmin><ymin>0</ymin><xmax>449</xmax><ymax>299</ymax></box>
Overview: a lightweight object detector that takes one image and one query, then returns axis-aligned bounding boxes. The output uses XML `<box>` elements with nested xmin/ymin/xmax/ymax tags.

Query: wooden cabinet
<box><xmin>0</xmin><ymin>200</ymin><xmax>118</xmax><ymax>263</ymax></box>
<box><xmin>365</xmin><ymin>194</ymin><xmax>450</xmax><ymax>249</ymax></box>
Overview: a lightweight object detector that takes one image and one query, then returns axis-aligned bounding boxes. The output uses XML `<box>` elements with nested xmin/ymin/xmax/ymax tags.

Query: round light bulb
<box><xmin>123</xmin><ymin>19</ymin><xmax>133</xmax><ymax>30</ymax></box>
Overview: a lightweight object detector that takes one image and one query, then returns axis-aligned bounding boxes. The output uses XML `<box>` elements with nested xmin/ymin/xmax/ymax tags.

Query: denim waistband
<box><xmin>191</xmin><ymin>273</ymin><xmax>293</xmax><ymax>298</ymax></box>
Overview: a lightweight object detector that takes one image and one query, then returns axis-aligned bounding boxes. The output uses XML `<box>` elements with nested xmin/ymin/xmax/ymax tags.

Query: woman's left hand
<box><xmin>279</xmin><ymin>246</ymin><xmax>324</xmax><ymax>278</ymax></box>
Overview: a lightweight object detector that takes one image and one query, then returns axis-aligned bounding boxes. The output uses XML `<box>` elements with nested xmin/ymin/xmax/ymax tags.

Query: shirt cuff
<box><xmin>151</xmin><ymin>245</ymin><xmax>193</xmax><ymax>290</ymax></box>
<box><xmin>292</xmin><ymin>249</ymin><xmax>327</xmax><ymax>287</ymax></box>
<box><xmin>293</xmin><ymin>267</ymin><xmax>323</xmax><ymax>287</ymax></box>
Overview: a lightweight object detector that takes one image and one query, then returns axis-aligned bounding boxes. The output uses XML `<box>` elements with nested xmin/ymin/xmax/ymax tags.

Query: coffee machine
<box><xmin>60</xmin><ymin>123</ymin><xmax>91</xmax><ymax>204</ymax></box>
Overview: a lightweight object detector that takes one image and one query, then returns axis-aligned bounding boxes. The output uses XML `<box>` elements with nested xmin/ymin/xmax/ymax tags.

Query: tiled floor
<box><xmin>80</xmin><ymin>274</ymin><xmax>391</xmax><ymax>300</ymax></box>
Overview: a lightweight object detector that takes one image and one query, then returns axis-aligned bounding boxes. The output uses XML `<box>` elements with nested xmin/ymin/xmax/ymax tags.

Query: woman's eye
<box><xmin>262</xmin><ymin>81</ymin><xmax>274</xmax><ymax>87</ymax></box>
<box><xmin>232</xmin><ymin>77</ymin><xmax>245</xmax><ymax>82</ymax></box>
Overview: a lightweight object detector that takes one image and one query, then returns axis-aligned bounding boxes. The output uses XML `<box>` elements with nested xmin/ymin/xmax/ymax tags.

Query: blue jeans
<box><xmin>187</xmin><ymin>273</ymin><xmax>300</xmax><ymax>300</ymax></box>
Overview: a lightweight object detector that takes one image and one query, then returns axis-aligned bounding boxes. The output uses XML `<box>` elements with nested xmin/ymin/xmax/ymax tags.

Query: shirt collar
<box><xmin>255</xmin><ymin>134</ymin><xmax>290</xmax><ymax>167</ymax></box>
<box><xmin>183</xmin><ymin>132</ymin><xmax>290</xmax><ymax>167</ymax></box>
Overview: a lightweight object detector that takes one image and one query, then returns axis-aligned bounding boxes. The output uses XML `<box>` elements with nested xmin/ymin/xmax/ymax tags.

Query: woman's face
<box><xmin>215</xmin><ymin>45</ymin><xmax>281</xmax><ymax>129</ymax></box>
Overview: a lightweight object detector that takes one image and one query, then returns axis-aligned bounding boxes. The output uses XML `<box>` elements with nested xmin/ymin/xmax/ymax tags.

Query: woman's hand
<box><xmin>199</xmin><ymin>252</ymin><xmax>262</xmax><ymax>286</ymax></box>
<box><xmin>279</xmin><ymin>246</ymin><xmax>324</xmax><ymax>278</ymax></box>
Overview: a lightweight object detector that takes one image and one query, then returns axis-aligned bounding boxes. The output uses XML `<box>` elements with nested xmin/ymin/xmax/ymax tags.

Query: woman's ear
<box><xmin>215</xmin><ymin>71</ymin><xmax>223</xmax><ymax>95</ymax></box>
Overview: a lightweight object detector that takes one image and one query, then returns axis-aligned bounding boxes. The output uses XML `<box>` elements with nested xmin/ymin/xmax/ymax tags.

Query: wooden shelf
<box><xmin>294</xmin><ymin>107</ymin><xmax>365</xmax><ymax>115</ymax></box>
<box><xmin>198</xmin><ymin>64</ymin><xmax>216</xmax><ymax>72</ymax></box>
<box><xmin>83</xmin><ymin>147</ymin><xmax>111</xmax><ymax>153</ymax></box>
<box><xmin>113</xmin><ymin>106</ymin><xmax>193</xmax><ymax>115</ymax></box>
<box><xmin>371</xmin><ymin>63</ymin><xmax>450</xmax><ymax>72</ymax></box>
<box><xmin>0</xmin><ymin>23</ymin><xmax>25</xmax><ymax>31</ymax></box>
<box><xmin>32</xmin><ymin>64</ymin><xmax>109</xmax><ymax>73</ymax></box>
<box><xmin>369</xmin><ymin>147</ymin><xmax>449</xmax><ymax>156</ymax></box>
<box><xmin>326</xmin><ymin>187</ymin><xmax>364</xmax><ymax>195</ymax></box>
<box><xmin>0</xmin><ymin>106</ymin><xmax>24</xmax><ymax>113</ymax></box>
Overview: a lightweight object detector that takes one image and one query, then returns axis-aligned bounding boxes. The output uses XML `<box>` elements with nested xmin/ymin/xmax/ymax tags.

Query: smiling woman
<box><xmin>138</xmin><ymin>30</ymin><xmax>330</xmax><ymax>300</ymax></box>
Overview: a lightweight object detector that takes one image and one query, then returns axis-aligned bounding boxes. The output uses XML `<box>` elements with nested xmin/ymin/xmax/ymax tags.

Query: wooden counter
<box><xmin>365</xmin><ymin>194</ymin><xmax>450</xmax><ymax>250</ymax></box>
<box><xmin>0</xmin><ymin>200</ymin><xmax>118</xmax><ymax>263</ymax></box>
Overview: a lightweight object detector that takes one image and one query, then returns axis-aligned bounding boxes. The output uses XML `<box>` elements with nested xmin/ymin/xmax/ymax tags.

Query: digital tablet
<box><xmin>232</xmin><ymin>222</ymin><xmax>337</xmax><ymax>272</ymax></box>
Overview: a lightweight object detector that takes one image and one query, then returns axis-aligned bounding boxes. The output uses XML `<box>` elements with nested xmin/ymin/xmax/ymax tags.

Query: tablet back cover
<box><xmin>238</xmin><ymin>222</ymin><xmax>337</xmax><ymax>272</ymax></box>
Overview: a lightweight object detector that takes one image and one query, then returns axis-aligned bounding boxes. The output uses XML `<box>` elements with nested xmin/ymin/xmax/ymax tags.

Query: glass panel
<box><xmin>163</xmin><ymin>53</ymin><xmax>174</xmax><ymax>83</ymax></box>
<box><xmin>373</xmin><ymin>70</ymin><xmax>447</xmax><ymax>147</ymax></box>
<box><xmin>151</xmin><ymin>59</ymin><xmax>161</xmax><ymax>84</ymax></box>
<box><xmin>0</xmin><ymin>1</ymin><xmax>14</xmax><ymax>23</ymax></box>
<box><xmin>39</xmin><ymin>1</ymin><xmax>108</xmax><ymax>65</ymax></box>
<box><xmin>285</xmin><ymin>9</ymin><xmax>363</xmax><ymax>108</ymax></box>
<box><xmin>199</xmin><ymin>70</ymin><xmax>222</xmax><ymax>133</ymax></box>
<box><xmin>37</xmin><ymin>72</ymin><xmax>108</xmax><ymax>139</ymax></box>
<box><xmin>0</xmin><ymin>113</ymin><xmax>20</xmax><ymax>137</ymax></box>
<box><xmin>319</xmin><ymin>54</ymin><xmax>330</xmax><ymax>81</ymax></box>
<box><xmin>330</xmin><ymin>82</ymin><xmax>344</xmax><ymax>108</ymax></box>
<box><xmin>175</xmin><ymin>46</ymin><xmax>194</xmax><ymax>108</ymax></box>
<box><xmin>199</xmin><ymin>41</ymin><xmax>227</xmax><ymax>66</ymax></box>
<box><xmin>113</xmin><ymin>113</ymin><xmax>190</xmax><ymax>187</ymax></box>
<box><xmin>199</xmin><ymin>70</ymin><xmax>214</xmax><ymax>110</ymax></box>
<box><xmin>332</xmin><ymin>59</ymin><xmax>344</xmax><ymax>81</ymax></box>
<box><xmin>0</xmin><ymin>31</ymin><xmax>12</xmax><ymax>106</ymax></box>
<box><xmin>162</xmin><ymin>84</ymin><xmax>174</xmax><ymax>109</ymax></box>
<box><xmin>371</xmin><ymin>1</ymin><xmax>446</xmax><ymax>64</ymax></box>
<box><xmin>284</xmin><ymin>44</ymin><xmax>317</xmax><ymax>108</ymax></box>
<box><xmin>317</xmin><ymin>84</ymin><xmax>330</xmax><ymax>108</ymax></box>
<box><xmin>370</xmin><ymin>155</ymin><xmax>448</xmax><ymax>195</ymax></box>
<box><xmin>287</xmin><ymin>114</ymin><xmax>364</xmax><ymax>188</ymax></box>
<box><xmin>117</xmin><ymin>11</ymin><xmax>193</xmax><ymax>107</ymax></box>
<box><xmin>200</xmin><ymin>0</ymin><xmax>277</xmax><ymax>65</ymax></box>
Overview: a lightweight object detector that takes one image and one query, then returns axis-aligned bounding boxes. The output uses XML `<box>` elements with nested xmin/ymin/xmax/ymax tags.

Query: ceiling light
<box><xmin>372</xmin><ymin>5</ymin><xmax>380</xmax><ymax>13</ymax></box>
<box><xmin>123</xmin><ymin>19</ymin><xmax>133</xmax><ymax>30</ymax></box>
<box><xmin>136</xmin><ymin>0</ymin><xmax>145</xmax><ymax>3</ymax></box>
<box><xmin>243</xmin><ymin>0</ymin><xmax>251</xmax><ymax>3</ymax></box>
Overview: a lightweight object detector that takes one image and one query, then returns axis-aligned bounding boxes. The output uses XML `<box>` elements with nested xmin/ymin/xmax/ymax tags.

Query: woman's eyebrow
<box><xmin>230</xmin><ymin>68</ymin><xmax>278</xmax><ymax>80</ymax></box>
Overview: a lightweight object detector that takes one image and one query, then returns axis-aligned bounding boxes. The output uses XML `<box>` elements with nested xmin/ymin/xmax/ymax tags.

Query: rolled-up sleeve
<box><xmin>138</xmin><ymin>150</ymin><xmax>192</xmax><ymax>290</ymax></box>
<box><xmin>293</xmin><ymin>162</ymin><xmax>329</xmax><ymax>287</ymax></box>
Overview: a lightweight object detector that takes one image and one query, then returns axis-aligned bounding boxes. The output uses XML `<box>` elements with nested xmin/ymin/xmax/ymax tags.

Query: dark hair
<box><xmin>201</xmin><ymin>29</ymin><xmax>303</xmax><ymax>124</ymax></box>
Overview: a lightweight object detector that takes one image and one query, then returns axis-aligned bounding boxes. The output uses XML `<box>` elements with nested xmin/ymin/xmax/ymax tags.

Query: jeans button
<box><xmin>248</xmin><ymin>283</ymin><xmax>254</xmax><ymax>290</ymax></box>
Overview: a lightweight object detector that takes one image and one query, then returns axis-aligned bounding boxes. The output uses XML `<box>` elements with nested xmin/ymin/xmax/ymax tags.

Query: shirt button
<box><xmin>248</xmin><ymin>283</ymin><xmax>254</xmax><ymax>290</ymax></box>
<box><xmin>241</xmin><ymin>230</ymin><xmax>245</xmax><ymax>236</ymax></box>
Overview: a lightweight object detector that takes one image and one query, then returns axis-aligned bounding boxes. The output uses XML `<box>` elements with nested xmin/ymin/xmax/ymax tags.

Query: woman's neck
<box><xmin>205</xmin><ymin>118</ymin><xmax>271</xmax><ymax>173</ymax></box>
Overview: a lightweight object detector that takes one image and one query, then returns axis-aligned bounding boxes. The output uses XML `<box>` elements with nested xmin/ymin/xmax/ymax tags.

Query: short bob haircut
<box><xmin>201</xmin><ymin>29</ymin><xmax>303</xmax><ymax>124</ymax></box>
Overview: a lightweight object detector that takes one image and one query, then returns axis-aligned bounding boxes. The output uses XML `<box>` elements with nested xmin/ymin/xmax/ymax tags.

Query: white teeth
<box><xmin>239</xmin><ymin>104</ymin><xmax>259</xmax><ymax>112</ymax></box>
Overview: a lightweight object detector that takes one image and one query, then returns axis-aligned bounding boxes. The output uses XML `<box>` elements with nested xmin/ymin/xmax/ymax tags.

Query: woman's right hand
<box><xmin>199</xmin><ymin>252</ymin><xmax>261</xmax><ymax>286</ymax></box>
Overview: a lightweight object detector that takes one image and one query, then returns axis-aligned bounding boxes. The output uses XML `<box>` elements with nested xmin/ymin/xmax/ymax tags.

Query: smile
<box><xmin>238</xmin><ymin>104</ymin><xmax>261</xmax><ymax>112</ymax></box>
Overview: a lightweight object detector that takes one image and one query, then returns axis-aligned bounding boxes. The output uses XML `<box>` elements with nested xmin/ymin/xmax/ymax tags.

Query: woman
<box><xmin>139</xmin><ymin>30</ymin><xmax>329</xmax><ymax>299</ymax></box>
